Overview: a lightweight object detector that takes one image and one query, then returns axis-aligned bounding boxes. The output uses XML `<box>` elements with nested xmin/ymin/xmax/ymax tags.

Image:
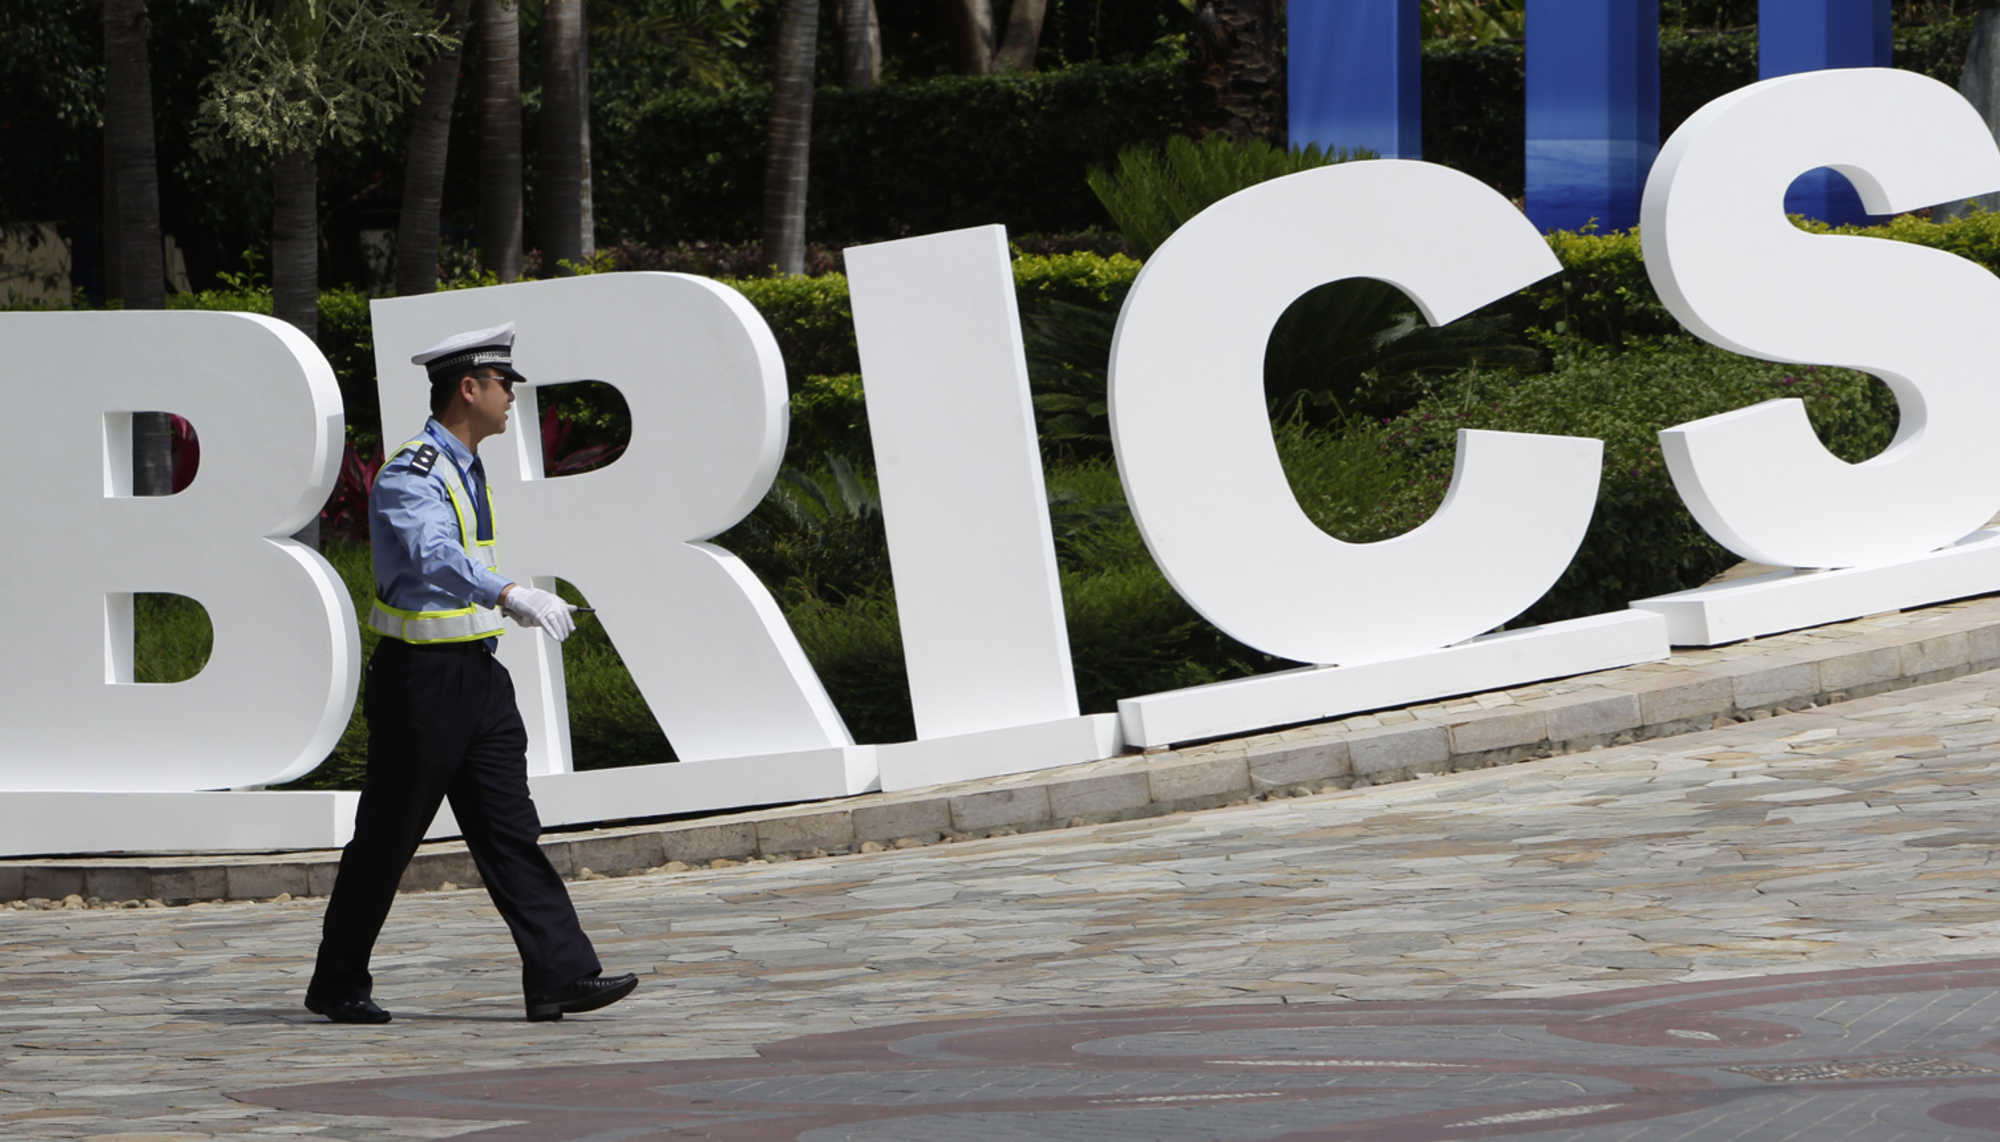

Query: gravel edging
<box><xmin>9</xmin><ymin>595</ymin><xmax>2000</xmax><ymax>908</ymax></box>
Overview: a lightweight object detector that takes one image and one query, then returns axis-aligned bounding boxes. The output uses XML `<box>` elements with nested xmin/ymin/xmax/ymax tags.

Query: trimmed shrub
<box><xmin>724</xmin><ymin>272</ymin><xmax>860</xmax><ymax>384</ymax></box>
<box><xmin>1510</xmin><ymin>209</ymin><xmax>2000</xmax><ymax>346</ymax></box>
<box><xmin>594</xmin><ymin>60</ymin><xmax>1193</xmax><ymax>246</ymax></box>
<box><xmin>1086</xmin><ymin>134</ymin><xmax>1373</xmax><ymax>258</ymax></box>
<box><xmin>1511</xmin><ymin>226</ymin><xmax>1675</xmax><ymax>345</ymax></box>
<box><xmin>1355</xmin><ymin>339</ymin><xmax>1900</xmax><ymax>623</ymax></box>
<box><xmin>789</xmin><ymin>373</ymin><xmax>871</xmax><ymax>461</ymax></box>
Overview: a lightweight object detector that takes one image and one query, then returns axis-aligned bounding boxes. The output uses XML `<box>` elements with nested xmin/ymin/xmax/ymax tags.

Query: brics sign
<box><xmin>7</xmin><ymin>70</ymin><xmax>2000</xmax><ymax>856</ymax></box>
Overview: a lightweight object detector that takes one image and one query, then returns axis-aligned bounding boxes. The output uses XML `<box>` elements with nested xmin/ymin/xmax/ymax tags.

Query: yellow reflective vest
<box><xmin>366</xmin><ymin>437</ymin><xmax>507</xmax><ymax>644</ymax></box>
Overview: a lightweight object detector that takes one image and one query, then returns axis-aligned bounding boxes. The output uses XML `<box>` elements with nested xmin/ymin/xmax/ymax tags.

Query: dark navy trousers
<box><xmin>308</xmin><ymin>638</ymin><xmax>599</xmax><ymax>1002</ymax></box>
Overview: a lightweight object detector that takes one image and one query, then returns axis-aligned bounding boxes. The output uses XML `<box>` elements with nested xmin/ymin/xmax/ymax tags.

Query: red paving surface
<box><xmin>235</xmin><ymin>958</ymin><xmax>2000</xmax><ymax>1140</ymax></box>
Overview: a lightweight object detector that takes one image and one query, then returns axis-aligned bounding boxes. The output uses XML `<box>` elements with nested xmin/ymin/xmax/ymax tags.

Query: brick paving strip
<box><xmin>8</xmin><ymin>593</ymin><xmax>2000</xmax><ymax>906</ymax></box>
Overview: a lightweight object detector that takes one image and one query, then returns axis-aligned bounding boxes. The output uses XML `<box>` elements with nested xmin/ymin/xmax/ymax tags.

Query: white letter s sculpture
<box><xmin>1642</xmin><ymin>68</ymin><xmax>2000</xmax><ymax>569</ymax></box>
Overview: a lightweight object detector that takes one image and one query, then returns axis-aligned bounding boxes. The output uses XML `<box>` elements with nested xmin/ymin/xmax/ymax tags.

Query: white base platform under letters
<box><xmin>1116</xmin><ymin>610</ymin><xmax>1671</xmax><ymax>749</ymax></box>
<box><xmin>1630</xmin><ymin>529</ymin><xmax>2000</xmax><ymax>646</ymax></box>
<box><xmin>873</xmin><ymin>714</ymin><xmax>1123</xmax><ymax>793</ymax></box>
<box><xmin>2</xmin><ymin>747</ymin><xmax>879</xmax><ymax>858</ymax></box>
<box><xmin>0</xmin><ymin>790</ymin><xmax>362</xmax><ymax>858</ymax></box>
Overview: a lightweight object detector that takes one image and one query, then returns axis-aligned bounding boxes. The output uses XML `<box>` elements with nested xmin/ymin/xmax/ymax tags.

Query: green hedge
<box><xmin>743</xmin><ymin>212</ymin><xmax>2000</xmax><ymax>435</ymax></box>
<box><xmin>1421</xmin><ymin>18</ymin><xmax>1970</xmax><ymax>201</ymax></box>
<box><xmin>722</xmin><ymin>248</ymin><xmax>1142</xmax><ymax>380</ymax></box>
<box><xmin>593</xmin><ymin>61</ymin><xmax>1194</xmax><ymax>246</ymax></box>
<box><xmin>763</xmin><ymin>336</ymin><xmax>1907</xmax><ymax>744</ymax></box>
<box><xmin>588</xmin><ymin>17</ymin><xmax>1973</xmax><ymax>244</ymax></box>
<box><xmin>139</xmin><ymin>207</ymin><xmax>2000</xmax><ymax>463</ymax></box>
<box><xmin>101</xmin><ymin>250</ymin><xmax>1146</xmax><ymax>461</ymax></box>
<box><xmin>1349</xmin><ymin>340</ymin><xmax>1898</xmax><ymax>623</ymax></box>
<box><xmin>1511</xmin><ymin>209</ymin><xmax>2000</xmax><ymax>346</ymax></box>
<box><xmin>592</xmin><ymin>18</ymin><xmax>1976</xmax><ymax>247</ymax></box>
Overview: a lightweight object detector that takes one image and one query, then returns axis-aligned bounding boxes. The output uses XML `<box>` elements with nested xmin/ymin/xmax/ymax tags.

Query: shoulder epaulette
<box><xmin>409</xmin><ymin>443</ymin><xmax>439</xmax><ymax>476</ymax></box>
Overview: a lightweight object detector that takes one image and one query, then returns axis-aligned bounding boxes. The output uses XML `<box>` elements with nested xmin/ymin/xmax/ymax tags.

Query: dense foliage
<box><xmin>1356</xmin><ymin>344</ymin><xmax>1898</xmax><ymax>625</ymax></box>
<box><xmin>593</xmin><ymin>60</ymin><xmax>1194</xmax><ymax>247</ymax></box>
<box><xmin>6</xmin><ymin>8</ymin><xmax>1981</xmax><ymax>294</ymax></box>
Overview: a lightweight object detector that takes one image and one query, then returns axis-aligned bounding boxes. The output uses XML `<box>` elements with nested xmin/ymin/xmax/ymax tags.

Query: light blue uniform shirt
<box><xmin>370</xmin><ymin>419</ymin><xmax>511</xmax><ymax>615</ymax></box>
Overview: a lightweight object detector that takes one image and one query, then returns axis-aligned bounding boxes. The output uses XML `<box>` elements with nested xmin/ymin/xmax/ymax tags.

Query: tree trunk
<box><xmin>477</xmin><ymin>0</ymin><xmax>523</xmax><ymax>280</ymax></box>
<box><xmin>1941</xmin><ymin>8</ymin><xmax>2000</xmax><ymax>219</ymax></box>
<box><xmin>274</xmin><ymin>146</ymin><xmax>321</xmax><ymax>548</ymax></box>
<box><xmin>993</xmin><ymin>0</ymin><xmax>1046</xmax><ymax>72</ymax></box>
<box><xmin>760</xmin><ymin>0</ymin><xmax>818</xmax><ymax>276</ymax></box>
<box><xmin>949</xmin><ymin>0</ymin><xmax>1042</xmax><ymax>75</ymax></box>
<box><xmin>1190</xmin><ymin>0</ymin><xmax>1285</xmax><ymax>143</ymax></box>
<box><xmin>539</xmin><ymin>0</ymin><xmax>585</xmax><ymax>274</ymax></box>
<box><xmin>395</xmin><ymin>0</ymin><xmax>474</xmax><ymax>295</ymax></box>
<box><xmin>949</xmin><ymin>0</ymin><xmax>995</xmax><ymax>76</ymax></box>
<box><xmin>839</xmin><ymin>0</ymin><xmax>880</xmax><ymax>89</ymax></box>
<box><xmin>578</xmin><ymin>1</ymin><xmax>594</xmax><ymax>259</ymax></box>
<box><xmin>103</xmin><ymin>0</ymin><xmax>164</xmax><ymax>309</ymax></box>
<box><xmin>104</xmin><ymin>0</ymin><xmax>173</xmax><ymax>496</ymax></box>
<box><xmin>272</xmin><ymin>147</ymin><xmax>318</xmax><ymax>343</ymax></box>
<box><xmin>101</xmin><ymin>129</ymin><xmax>120</xmax><ymax>306</ymax></box>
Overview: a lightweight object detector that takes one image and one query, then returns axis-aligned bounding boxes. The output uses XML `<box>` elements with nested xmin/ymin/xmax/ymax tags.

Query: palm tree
<box><xmin>1188</xmin><ymin>0</ymin><xmax>1284</xmax><ymax>142</ymax></box>
<box><xmin>949</xmin><ymin>0</ymin><xmax>1045</xmax><ymax>75</ymax></box>
<box><xmin>577</xmin><ymin>9</ymin><xmax>594</xmax><ymax>259</ymax></box>
<box><xmin>268</xmin><ymin>0</ymin><xmax>327</xmax><ymax>343</ymax></box>
<box><xmin>538</xmin><ymin>0</ymin><xmax>586</xmax><ymax>274</ymax></box>
<box><xmin>759</xmin><ymin>0</ymin><xmax>817</xmax><ymax>275</ymax></box>
<box><xmin>477</xmin><ymin>0</ymin><xmax>523</xmax><ymax>280</ymax></box>
<box><xmin>396</xmin><ymin>0</ymin><xmax>475</xmax><ymax>295</ymax></box>
<box><xmin>201</xmin><ymin>0</ymin><xmax>450</xmax><ymax>543</ymax></box>
<box><xmin>203</xmin><ymin>0</ymin><xmax>450</xmax><ymax>319</ymax></box>
<box><xmin>102</xmin><ymin>0</ymin><xmax>172</xmax><ymax>496</ymax></box>
<box><xmin>271</xmin><ymin>146</ymin><xmax>319</xmax><ymax>341</ymax></box>
<box><xmin>839</xmin><ymin>0</ymin><xmax>880</xmax><ymax>89</ymax></box>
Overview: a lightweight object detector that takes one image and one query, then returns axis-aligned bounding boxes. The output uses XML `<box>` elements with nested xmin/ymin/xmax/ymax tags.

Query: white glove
<box><xmin>500</xmin><ymin>585</ymin><xmax>578</xmax><ymax>642</ymax></box>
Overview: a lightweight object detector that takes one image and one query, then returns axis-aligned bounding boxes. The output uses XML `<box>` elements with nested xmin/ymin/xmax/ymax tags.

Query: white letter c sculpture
<box><xmin>1109</xmin><ymin>160</ymin><xmax>1595</xmax><ymax>666</ymax></box>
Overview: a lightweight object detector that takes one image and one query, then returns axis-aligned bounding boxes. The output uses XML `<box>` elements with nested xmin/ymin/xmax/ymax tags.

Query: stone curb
<box><xmin>10</xmin><ymin>594</ymin><xmax>2000</xmax><ymax>907</ymax></box>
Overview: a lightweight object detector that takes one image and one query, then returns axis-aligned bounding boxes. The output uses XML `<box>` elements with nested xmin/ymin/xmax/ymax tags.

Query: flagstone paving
<box><xmin>8</xmin><ymin>669</ymin><xmax>2000</xmax><ymax>1138</ymax></box>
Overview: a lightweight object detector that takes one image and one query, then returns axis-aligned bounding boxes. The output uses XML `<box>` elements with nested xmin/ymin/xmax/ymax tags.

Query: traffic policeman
<box><xmin>305</xmin><ymin>322</ymin><xmax>638</xmax><ymax>1024</ymax></box>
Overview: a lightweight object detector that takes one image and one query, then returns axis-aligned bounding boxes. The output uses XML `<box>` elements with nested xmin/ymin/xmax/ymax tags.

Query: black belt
<box><xmin>378</xmin><ymin>636</ymin><xmax>496</xmax><ymax>655</ymax></box>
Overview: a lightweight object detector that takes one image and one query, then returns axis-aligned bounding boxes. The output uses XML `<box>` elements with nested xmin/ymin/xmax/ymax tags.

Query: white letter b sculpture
<box><xmin>0</xmin><ymin>312</ymin><xmax>359</xmax><ymax>793</ymax></box>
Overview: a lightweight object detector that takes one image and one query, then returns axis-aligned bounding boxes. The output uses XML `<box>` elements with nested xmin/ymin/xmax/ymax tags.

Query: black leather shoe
<box><xmin>525</xmin><ymin>971</ymin><xmax>638</xmax><ymax>1022</ymax></box>
<box><xmin>305</xmin><ymin>995</ymin><xmax>392</xmax><ymax>1024</ymax></box>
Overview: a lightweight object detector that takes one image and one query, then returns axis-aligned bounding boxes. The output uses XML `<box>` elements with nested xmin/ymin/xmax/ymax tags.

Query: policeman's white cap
<box><xmin>410</xmin><ymin>321</ymin><xmax>525</xmax><ymax>384</ymax></box>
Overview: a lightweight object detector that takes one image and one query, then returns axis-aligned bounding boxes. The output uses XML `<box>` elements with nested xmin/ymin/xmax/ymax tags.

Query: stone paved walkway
<box><xmin>7</xmin><ymin>669</ymin><xmax>2000</xmax><ymax>1139</ymax></box>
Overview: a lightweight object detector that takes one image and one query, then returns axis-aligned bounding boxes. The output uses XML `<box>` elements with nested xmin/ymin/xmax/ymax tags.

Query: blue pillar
<box><xmin>1759</xmin><ymin>0</ymin><xmax>1892</xmax><ymax>225</ymax></box>
<box><xmin>1288</xmin><ymin>0</ymin><xmax>1421</xmax><ymax>159</ymax></box>
<box><xmin>1525</xmin><ymin>0</ymin><xmax>1660</xmax><ymax>234</ymax></box>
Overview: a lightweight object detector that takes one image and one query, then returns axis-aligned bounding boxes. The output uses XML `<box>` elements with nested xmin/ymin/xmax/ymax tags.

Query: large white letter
<box><xmin>1642</xmin><ymin>68</ymin><xmax>2000</xmax><ymax>568</ymax></box>
<box><xmin>845</xmin><ymin>226</ymin><xmax>1122</xmax><ymax>790</ymax></box>
<box><xmin>370</xmin><ymin>275</ymin><xmax>852</xmax><ymax>774</ymax></box>
<box><xmin>0</xmin><ymin>312</ymin><xmax>357</xmax><ymax>791</ymax></box>
<box><xmin>1109</xmin><ymin>160</ymin><xmax>1593</xmax><ymax>666</ymax></box>
<box><xmin>846</xmin><ymin>225</ymin><xmax>1081</xmax><ymax>737</ymax></box>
